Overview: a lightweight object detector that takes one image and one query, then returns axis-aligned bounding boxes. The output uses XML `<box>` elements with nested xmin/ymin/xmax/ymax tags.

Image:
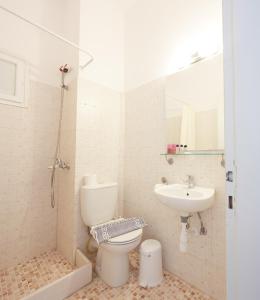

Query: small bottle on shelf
<box><xmin>167</xmin><ymin>144</ymin><xmax>176</xmax><ymax>154</ymax></box>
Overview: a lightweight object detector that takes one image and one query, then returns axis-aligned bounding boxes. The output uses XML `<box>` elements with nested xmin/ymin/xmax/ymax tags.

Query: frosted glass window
<box><xmin>0</xmin><ymin>52</ymin><xmax>26</xmax><ymax>107</ymax></box>
<box><xmin>0</xmin><ymin>59</ymin><xmax>17</xmax><ymax>96</ymax></box>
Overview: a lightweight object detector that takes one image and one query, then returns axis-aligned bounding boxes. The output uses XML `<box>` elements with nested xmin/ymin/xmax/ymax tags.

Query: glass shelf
<box><xmin>160</xmin><ymin>150</ymin><xmax>224</xmax><ymax>156</ymax></box>
<box><xmin>161</xmin><ymin>150</ymin><xmax>225</xmax><ymax>167</ymax></box>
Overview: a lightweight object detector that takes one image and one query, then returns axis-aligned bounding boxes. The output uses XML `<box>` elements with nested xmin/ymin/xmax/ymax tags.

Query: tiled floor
<box><xmin>0</xmin><ymin>250</ymin><xmax>213</xmax><ymax>300</ymax></box>
<box><xmin>68</xmin><ymin>252</ymin><xmax>213</xmax><ymax>300</ymax></box>
<box><xmin>0</xmin><ymin>250</ymin><xmax>75</xmax><ymax>300</ymax></box>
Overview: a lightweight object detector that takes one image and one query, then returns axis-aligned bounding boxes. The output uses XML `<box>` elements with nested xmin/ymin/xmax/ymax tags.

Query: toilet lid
<box><xmin>107</xmin><ymin>228</ymin><xmax>143</xmax><ymax>244</ymax></box>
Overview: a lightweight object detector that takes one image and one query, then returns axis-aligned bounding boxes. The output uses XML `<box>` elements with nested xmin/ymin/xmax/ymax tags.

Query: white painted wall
<box><xmin>79</xmin><ymin>0</ymin><xmax>125</xmax><ymax>92</ymax></box>
<box><xmin>125</xmin><ymin>0</ymin><xmax>223</xmax><ymax>91</ymax></box>
<box><xmin>0</xmin><ymin>0</ymin><xmax>78</xmax><ymax>86</ymax></box>
<box><xmin>223</xmin><ymin>1</ymin><xmax>260</xmax><ymax>299</ymax></box>
<box><xmin>78</xmin><ymin>0</ymin><xmax>222</xmax><ymax>92</ymax></box>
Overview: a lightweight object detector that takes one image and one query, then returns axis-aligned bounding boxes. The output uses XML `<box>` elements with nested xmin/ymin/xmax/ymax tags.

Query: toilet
<box><xmin>80</xmin><ymin>176</ymin><xmax>143</xmax><ymax>287</ymax></box>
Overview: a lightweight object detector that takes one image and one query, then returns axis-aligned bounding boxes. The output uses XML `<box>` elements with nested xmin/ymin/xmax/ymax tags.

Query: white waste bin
<box><xmin>138</xmin><ymin>239</ymin><xmax>163</xmax><ymax>287</ymax></box>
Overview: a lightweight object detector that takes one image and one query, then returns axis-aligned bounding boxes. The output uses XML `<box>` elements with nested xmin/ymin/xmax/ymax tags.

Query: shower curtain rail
<box><xmin>0</xmin><ymin>5</ymin><xmax>94</xmax><ymax>69</ymax></box>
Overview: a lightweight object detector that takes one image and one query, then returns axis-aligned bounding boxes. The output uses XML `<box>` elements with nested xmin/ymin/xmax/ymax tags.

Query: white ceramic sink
<box><xmin>154</xmin><ymin>183</ymin><xmax>215</xmax><ymax>214</ymax></box>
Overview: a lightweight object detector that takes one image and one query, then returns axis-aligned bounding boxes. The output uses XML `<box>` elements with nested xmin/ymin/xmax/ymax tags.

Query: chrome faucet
<box><xmin>48</xmin><ymin>158</ymin><xmax>70</xmax><ymax>170</ymax></box>
<box><xmin>184</xmin><ymin>175</ymin><xmax>195</xmax><ymax>188</ymax></box>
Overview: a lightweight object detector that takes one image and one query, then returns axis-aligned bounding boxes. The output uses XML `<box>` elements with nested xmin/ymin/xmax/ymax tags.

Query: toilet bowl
<box><xmin>80</xmin><ymin>177</ymin><xmax>144</xmax><ymax>287</ymax></box>
<box><xmin>96</xmin><ymin>228</ymin><xmax>143</xmax><ymax>287</ymax></box>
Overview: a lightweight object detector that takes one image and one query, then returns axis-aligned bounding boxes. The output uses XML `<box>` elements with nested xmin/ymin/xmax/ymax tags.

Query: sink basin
<box><xmin>154</xmin><ymin>184</ymin><xmax>215</xmax><ymax>214</ymax></box>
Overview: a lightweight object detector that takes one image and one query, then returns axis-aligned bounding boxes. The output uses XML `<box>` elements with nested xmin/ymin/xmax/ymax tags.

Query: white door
<box><xmin>223</xmin><ymin>1</ymin><xmax>260</xmax><ymax>299</ymax></box>
<box><xmin>223</xmin><ymin>1</ymin><xmax>236</xmax><ymax>299</ymax></box>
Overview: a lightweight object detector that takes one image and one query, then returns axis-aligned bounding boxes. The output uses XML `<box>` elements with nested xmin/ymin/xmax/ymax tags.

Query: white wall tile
<box><xmin>124</xmin><ymin>80</ymin><xmax>226</xmax><ymax>300</ymax></box>
<box><xmin>0</xmin><ymin>80</ymin><xmax>59</xmax><ymax>269</ymax></box>
<box><xmin>74</xmin><ymin>78</ymin><xmax>124</xmax><ymax>252</ymax></box>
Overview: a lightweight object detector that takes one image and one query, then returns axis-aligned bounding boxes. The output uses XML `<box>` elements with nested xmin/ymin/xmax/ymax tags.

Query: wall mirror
<box><xmin>165</xmin><ymin>54</ymin><xmax>224</xmax><ymax>152</ymax></box>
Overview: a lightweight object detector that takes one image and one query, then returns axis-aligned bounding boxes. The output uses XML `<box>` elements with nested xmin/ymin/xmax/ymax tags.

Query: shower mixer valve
<box><xmin>48</xmin><ymin>158</ymin><xmax>70</xmax><ymax>170</ymax></box>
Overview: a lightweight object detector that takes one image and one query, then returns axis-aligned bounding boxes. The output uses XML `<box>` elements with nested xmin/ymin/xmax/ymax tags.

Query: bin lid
<box><xmin>140</xmin><ymin>239</ymin><xmax>161</xmax><ymax>252</ymax></box>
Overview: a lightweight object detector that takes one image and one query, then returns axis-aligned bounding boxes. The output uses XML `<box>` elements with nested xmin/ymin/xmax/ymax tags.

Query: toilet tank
<box><xmin>80</xmin><ymin>181</ymin><xmax>118</xmax><ymax>227</ymax></box>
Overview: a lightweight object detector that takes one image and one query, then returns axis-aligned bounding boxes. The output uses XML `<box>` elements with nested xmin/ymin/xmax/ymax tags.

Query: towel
<box><xmin>90</xmin><ymin>217</ymin><xmax>147</xmax><ymax>244</ymax></box>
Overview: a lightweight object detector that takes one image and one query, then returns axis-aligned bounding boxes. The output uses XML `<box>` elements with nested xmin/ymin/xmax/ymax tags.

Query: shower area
<box><xmin>0</xmin><ymin>3</ymin><xmax>93</xmax><ymax>299</ymax></box>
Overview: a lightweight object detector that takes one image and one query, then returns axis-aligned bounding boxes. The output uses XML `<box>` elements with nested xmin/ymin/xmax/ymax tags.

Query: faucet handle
<box><xmin>188</xmin><ymin>175</ymin><xmax>194</xmax><ymax>181</ymax></box>
<box><xmin>184</xmin><ymin>175</ymin><xmax>195</xmax><ymax>187</ymax></box>
<box><xmin>184</xmin><ymin>174</ymin><xmax>192</xmax><ymax>182</ymax></box>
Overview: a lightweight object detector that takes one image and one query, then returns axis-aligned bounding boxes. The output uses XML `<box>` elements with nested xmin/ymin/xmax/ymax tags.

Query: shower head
<box><xmin>59</xmin><ymin>64</ymin><xmax>70</xmax><ymax>73</ymax></box>
<box><xmin>59</xmin><ymin>64</ymin><xmax>70</xmax><ymax>90</ymax></box>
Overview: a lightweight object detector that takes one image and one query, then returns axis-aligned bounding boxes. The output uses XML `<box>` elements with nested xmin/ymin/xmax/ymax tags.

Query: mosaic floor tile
<box><xmin>0</xmin><ymin>250</ymin><xmax>75</xmax><ymax>300</ymax></box>
<box><xmin>67</xmin><ymin>252</ymin><xmax>213</xmax><ymax>300</ymax></box>
<box><xmin>1</xmin><ymin>250</ymin><xmax>213</xmax><ymax>300</ymax></box>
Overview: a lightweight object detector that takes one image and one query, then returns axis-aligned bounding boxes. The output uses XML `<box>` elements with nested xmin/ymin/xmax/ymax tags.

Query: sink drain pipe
<box><xmin>197</xmin><ymin>212</ymin><xmax>207</xmax><ymax>235</ymax></box>
<box><xmin>179</xmin><ymin>213</ymin><xmax>207</xmax><ymax>253</ymax></box>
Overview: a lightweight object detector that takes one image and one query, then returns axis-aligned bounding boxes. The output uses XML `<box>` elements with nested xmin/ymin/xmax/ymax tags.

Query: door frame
<box><xmin>223</xmin><ymin>0</ymin><xmax>237</xmax><ymax>298</ymax></box>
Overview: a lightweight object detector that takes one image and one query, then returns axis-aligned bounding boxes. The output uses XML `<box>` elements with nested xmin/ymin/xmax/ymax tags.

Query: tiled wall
<box><xmin>57</xmin><ymin>78</ymin><xmax>78</xmax><ymax>263</ymax></box>
<box><xmin>0</xmin><ymin>69</ymin><xmax>225</xmax><ymax>300</ymax></box>
<box><xmin>74</xmin><ymin>78</ymin><xmax>124</xmax><ymax>252</ymax></box>
<box><xmin>0</xmin><ymin>80</ymin><xmax>59</xmax><ymax>269</ymax></box>
<box><xmin>124</xmin><ymin>79</ymin><xmax>226</xmax><ymax>300</ymax></box>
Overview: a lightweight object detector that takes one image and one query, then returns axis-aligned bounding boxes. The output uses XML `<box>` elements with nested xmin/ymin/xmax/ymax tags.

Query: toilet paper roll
<box><xmin>83</xmin><ymin>174</ymin><xmax>98</xmax><ymax>186</ymax></box>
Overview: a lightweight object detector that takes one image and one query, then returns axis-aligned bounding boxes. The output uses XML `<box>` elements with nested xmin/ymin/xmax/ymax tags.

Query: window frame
<box><xmin>0</xmin><ymin>52</ymin><xmax>27</xmax><ymax>107</ymax></box>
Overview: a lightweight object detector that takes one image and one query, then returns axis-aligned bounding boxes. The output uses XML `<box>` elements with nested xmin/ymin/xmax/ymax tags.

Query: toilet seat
<box><xmin>93</xmin><ymin>218</ymin><xmax>143</xmax><ymax>245</ymax></box>
<box><xmin>106</xmin><ymin>228</ymin><xmax>143</xmax><ymax>245</ymax></box>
